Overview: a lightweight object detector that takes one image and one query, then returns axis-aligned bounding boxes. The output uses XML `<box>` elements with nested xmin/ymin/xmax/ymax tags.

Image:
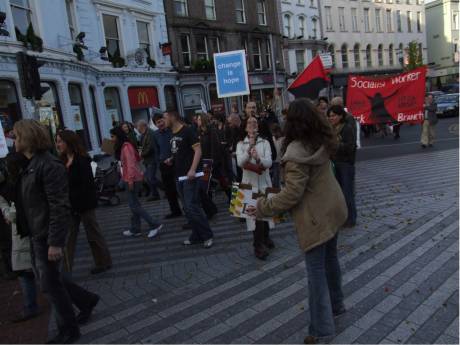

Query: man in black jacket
<box><xmin>137</xmin><ymin>120</ymin><xmax>161</xmax><ymax>201</ymax></box>
<box><xmin>14</xmin><ymin>119</ymin><xmax>97</xmax><ymax>344</ymax></box>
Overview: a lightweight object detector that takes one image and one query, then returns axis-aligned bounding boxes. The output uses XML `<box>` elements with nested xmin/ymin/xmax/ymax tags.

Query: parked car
<box><xmin>428</xmin><ymin>91</ymin><xmax>444</xmax><ymax>101</ymax></box>
<box><xmin>436</xmin><ymin>93</ymin><xmax>459</xmax><ymax>118</ymax></box>
<box><xmin>441</xmin><ymin>83</ymin><xmax>459</xmax><ymax>94</ymax></box>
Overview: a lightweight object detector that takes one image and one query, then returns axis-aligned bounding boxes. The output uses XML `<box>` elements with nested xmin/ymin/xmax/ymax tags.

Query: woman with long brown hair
<box><xmin>56</xmin><ymin>130</ymin><xmax>112</xmax><ymax>275</ymax></box>
<box><xmin>247</xmin><ymin>98</ymin><xmax>348</xmax><ymax>343</ymax></box>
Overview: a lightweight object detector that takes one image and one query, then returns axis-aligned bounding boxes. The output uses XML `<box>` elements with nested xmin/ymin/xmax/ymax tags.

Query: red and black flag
<box><xmin>288</xmin><ymin>56</ymin><xmax>330</xmax><ymax>100</ymax></box>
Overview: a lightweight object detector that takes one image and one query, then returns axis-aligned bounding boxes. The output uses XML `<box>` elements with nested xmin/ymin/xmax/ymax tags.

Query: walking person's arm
<box><xmin>187</xmin><ymin>144</ymin><xmax>201</xmax><ymax>180</ymax></box>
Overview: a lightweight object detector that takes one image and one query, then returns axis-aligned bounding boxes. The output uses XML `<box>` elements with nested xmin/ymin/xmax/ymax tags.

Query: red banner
<box><xmin>346</xmin><ymin>67</ymin><xmax>427</xmax><ymax>124</ymax></box>
<box><xmin>128</xmin><ymin>87</ymin><xmax>159</xmax><ymax>109</ymax></box>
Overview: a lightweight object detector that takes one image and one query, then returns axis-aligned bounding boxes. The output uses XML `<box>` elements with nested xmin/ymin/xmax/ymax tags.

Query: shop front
<box><xmin>0</xmin><ymin>80</ymin><xmax>22</xmax><ymax>132</ymax></box>
<box><xmin>128</xmin><ymin>86</ymin><xmax>159</xmax><ymax>124</ymax></box>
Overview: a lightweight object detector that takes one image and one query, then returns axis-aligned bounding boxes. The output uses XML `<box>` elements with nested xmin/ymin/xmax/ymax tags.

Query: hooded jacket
<box><xmin>257</xmin><ymin>141</ymin><xmax>348</xmax><ymax>252</ymax></box>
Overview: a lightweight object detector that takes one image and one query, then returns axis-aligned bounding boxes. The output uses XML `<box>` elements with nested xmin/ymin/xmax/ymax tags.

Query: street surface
<box><xmin>63</xmin><ymin>128</ymin><xmax>459</xmax><ymax>344</ymax></box>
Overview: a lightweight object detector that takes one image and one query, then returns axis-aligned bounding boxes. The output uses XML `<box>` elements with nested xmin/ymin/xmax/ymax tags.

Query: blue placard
<box><xmin>213</xmin><ymin>50</ymin><xmax>250</xmax><ymax>98</ymax></box>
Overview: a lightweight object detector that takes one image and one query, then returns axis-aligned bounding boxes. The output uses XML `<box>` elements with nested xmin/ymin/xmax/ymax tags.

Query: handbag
<box><xmin>243</xmin><ymin>162</ymin><xmax>265</xmax><ymax>175</ymax></box>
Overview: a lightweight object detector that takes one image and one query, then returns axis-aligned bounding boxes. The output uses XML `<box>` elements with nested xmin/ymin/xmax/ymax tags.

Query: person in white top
<box><xmin>236</xmin><ymin>117</ymin><xmax>275</xmax><ymax>260</ymax></box>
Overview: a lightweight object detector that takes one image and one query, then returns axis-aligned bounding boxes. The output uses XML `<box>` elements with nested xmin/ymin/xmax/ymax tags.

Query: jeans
<box><xmin>198</xmin><ymin>179</ymin><xmax>218</xmax><ymax>218</ymax></box>
<box><xmin>128</xmin><ymin>182</ymin><xmax>160</xmax><ymax>233</ymax></box>
<box><xmin>30</xmin><ymin>239</ymin><xmax>78</xmax><ymax>334</ymax></box>
<box><xmin>176</xmin><ymin>179</ymin><xmax>213</xmax><ymax>242</ymax></box>
<box><xmin>304</xmin><ymin>235</ymin><xmax>344</xmax><ymax>338</ymax></box>
<box><xmin>145</xmin><ymin>162</ymin><xmax>160</xmax><ymax>197</ymax></box>
<box><xmin>159</xmin><ymin>163</ymin><xmax>181</xmax><ymax>215</ymax></box>
<box><xmin>18</xmin><ymin>271</ymin><xmax>38</xmax><ymax>316</ymax></box>
<box><xmin>421</xmin><ymin>120</ymin><xmax>436</xmax><ymax>146</ymax></box>
<box><xmin>65</xmin><ymin>209</ymin><xmax>112</xmax><ymax>272</ymax></box>
<box><xmin>334</xmin><ymin>162</ymin><xmax>357</xmax><ymax>226</ymax></box>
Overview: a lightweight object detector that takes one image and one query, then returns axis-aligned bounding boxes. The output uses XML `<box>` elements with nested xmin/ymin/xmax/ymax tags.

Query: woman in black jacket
<box><xmin>327</xmin><ymin>105</ymin><xmax>357</xmax><ymax>227</ymax></box>
<box><xmin>56</xmin><ymin>130</ymin><xmax>112</xmax><ymax>274</ymax></box>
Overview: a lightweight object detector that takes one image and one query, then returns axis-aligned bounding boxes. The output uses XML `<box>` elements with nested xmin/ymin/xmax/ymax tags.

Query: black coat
<box><xmin>67</xmin><ymin>155</ymin><xmax>98</xmax><ymax>212</ymax></box>
<box><xmin>334</xmin><ymin>123</ymin><xmax>357</xmax><ymax>164</ymax></box>
<box><xmin>19</xmin><ymin>152</ymin><xmax>72</xmax><ymax>247</ymax></box>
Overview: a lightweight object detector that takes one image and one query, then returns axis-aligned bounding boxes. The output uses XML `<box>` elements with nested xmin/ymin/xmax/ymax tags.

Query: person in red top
<box><xmin>110</xmin><ymin>127</ymin><xmax>163</xmax><ymax>238</ymax></box>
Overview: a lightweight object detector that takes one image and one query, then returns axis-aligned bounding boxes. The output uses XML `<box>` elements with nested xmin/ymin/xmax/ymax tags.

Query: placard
<box><xmin>213</xmin><ymin>50</ymin><xmax>250</xmax><ymax>98</ymax></box>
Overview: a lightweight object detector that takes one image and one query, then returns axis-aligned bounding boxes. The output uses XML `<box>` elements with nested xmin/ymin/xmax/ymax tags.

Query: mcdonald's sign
<box><xmin>128</xmin><ymin>87</ymin><xmax>159</xmax><ymax>110</ymax></box>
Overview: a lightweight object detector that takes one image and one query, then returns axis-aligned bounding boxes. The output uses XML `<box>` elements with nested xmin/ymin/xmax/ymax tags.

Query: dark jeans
<box><xmin>30</xmin><ymin>239</ymin><xmax>78</xmax><ymax>334</ymax></box>
<box><xmin>304</xmin><ymin>235</ymin><xmax>344</xmax><ymax>338</ymax></box>
<box><xmin>159</xmin><ymin>163</ymin><xmax>181</xmax><ymax>215</ymax></box>
<box><xmin>253</xmin><ymin>221</ymin><xmax>270</xmax><ymax>249</ymax></box>
<box><xmin>145</xmin><ymin>162</ymin><xmax>160</xmax><ymax>198</ymax></box>
<box><xmin>176</xmin><ymin>179</ymin><xmax>213</xmax><ymax>242</ymax></box>
<box><xmin>18</xmin><ymin>271</ymin><xmax>38</xmax><ymax>316</ymax></box>
<box><xmin>199</xmin><ymin>179</ymin><xmax>218</xmax><ymax>218</ymax></box>
<box><xmin>128</xmin><ymin>182</ymin><xmax>161</xmax><ymax>233</ymax></box>
<box><xmin>334</xmin><ymin>162</ymin><xmax>357</xmax><ymax>225</ymax></box>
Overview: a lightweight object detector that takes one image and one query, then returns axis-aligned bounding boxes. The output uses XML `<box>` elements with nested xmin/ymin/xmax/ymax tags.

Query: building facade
<box><xmin>279</xmin><ymin>0</ymin><xmax>327</xmax><ymax>76</ymax></box>
<box><xmin>0</xmin><ymin>0</ymin><xmax>177</xmax><ymax>153</ymax></box>
<box><xmin>425</xmin><ymin>0</ymin><xmax>459</xmax><ymax>88</ymax></box>
<box><xmin>318</xmin><ymin>0</ymin><xmax>428</xmax><ymax>90</ymax></box>
<box><xmin>164</xmin><ymin>0</ymin><xmax>286</xmax><ymax>119</ymax></box>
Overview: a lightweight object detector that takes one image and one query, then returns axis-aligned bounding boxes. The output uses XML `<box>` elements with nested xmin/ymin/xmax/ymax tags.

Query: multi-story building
<box><xmin>164</xmin><ymin>0</ymin><xmax>285</xmax><ymax>119</ymax></box>
<box><xmin>0</xmin><ymin>0</ymin><xmax>176</xmax><ymax>153</ymax></box>
<box><xmin>279</xmin><ymin>0</ymin><xmax>327</xmax><ymax>76</ymax></box>
<box><xmin>318</xmin><ymin>0</ymin><xmax>428</xmax><ymax>91</ymax></box>
<box><xmin>425</xmin><ymin>0</ymin><xmax>459</xmax><ymax>89</ymax></box>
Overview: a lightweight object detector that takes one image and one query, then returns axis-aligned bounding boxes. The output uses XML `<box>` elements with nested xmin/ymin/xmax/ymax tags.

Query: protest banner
<box><xmin>213</xmin><ymin>50</ymin><xmax>250</xmax><ymax>98</ymax></box>
<box><xmin>346</xmin><ymin>66</ymin><xmax>427</xmax><ymax>124</ymax></box>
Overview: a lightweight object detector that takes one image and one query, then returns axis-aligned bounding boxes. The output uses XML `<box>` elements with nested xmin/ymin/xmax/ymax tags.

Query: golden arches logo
<box><xmin>137</xmin><ymin>91</ymin><xmax>149</xmax><ymax>104</ymax></box>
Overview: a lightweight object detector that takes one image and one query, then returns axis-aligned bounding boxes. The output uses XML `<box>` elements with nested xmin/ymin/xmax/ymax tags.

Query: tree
<box><xmin>406</xmin><ymin>41</ymin><xmax>423</xmax><ymax>71</ymax></box>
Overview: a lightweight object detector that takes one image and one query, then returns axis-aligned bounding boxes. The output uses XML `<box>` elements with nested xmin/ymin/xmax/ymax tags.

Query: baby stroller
<box><xmin>94</xmin><ymin>162</ymin><xmax>121</xmax><ymax>206</ymax></box>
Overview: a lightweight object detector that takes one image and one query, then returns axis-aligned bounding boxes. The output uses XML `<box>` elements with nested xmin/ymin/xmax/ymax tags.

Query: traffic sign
<box><xmin>213</xmin><ymin>50</ymin><xmax>250</xmax><ymax>98</ymax></box>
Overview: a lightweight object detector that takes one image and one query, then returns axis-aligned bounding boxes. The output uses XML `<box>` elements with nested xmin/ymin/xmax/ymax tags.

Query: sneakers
<box><xmin>183</xmin><ymin>239</ymin><xmax>192</xmax><ymax>246</ymax></box>
<box><xmin>203</xmin><ymin>238</ymin><xmax>213</xmax><ymax>249</ymax></box>
<box><xmin>148</xmin><ymin>224</ymin><xmax>164</xmax><ymax>238</ymax></box>
<box><xmin>122</xmin><ymin>230</ymin><xmax>141</xmax><ymax>237</ymax></box>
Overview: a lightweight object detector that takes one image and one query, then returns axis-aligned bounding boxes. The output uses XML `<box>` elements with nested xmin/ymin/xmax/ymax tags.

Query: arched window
<box><xmin>378</xmin><ymin>44</ymin><xmax>384</xmax><ymax>66</ymax></box>
<box><xmin>284</xmin><ymin>14</ymin><xmax>291</xmax><ymax>38</ymax></box>
<box><xmin>328</xmin><ymin>44</ymin><xmax>335</xmax><ymax>66</ymax></box>
<box><xmin>399</xmin><ymin>43</ymin><xmax>405</xmax><ymax>65</ymax></box>
<box><xmin>312</xmin><ymin>18</ymin><xmax>318</xmax><ymax>39</ymax></box>
<box><xmin>389</xmin><ymin>44</ymin><xmax>394</xmax><ymax>65</ymax></box>
<box><xmin>354</xmin><ymin>43</ymin><xmax>360</xmax><ymax>68</ymax></box>
<box><xmin>341</xmin><ymin>44</ymin><xmax>348</xmax><ymax>68</ymax></box>
<box><xmin>298</xmin><ymin>16</ymin><xmax>306</xmax><ymax>37</ymax></box>
<box><xmin>366</xmin><ymin>44</ymin><xmax>372</xmax><ymax>67</ymax></box>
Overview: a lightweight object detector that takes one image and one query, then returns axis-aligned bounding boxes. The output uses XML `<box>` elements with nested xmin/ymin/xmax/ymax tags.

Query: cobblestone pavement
<box><xmin>67</xmin><ymin>148</ymin><xmax>459</xmax><ymax>344</ymax></box>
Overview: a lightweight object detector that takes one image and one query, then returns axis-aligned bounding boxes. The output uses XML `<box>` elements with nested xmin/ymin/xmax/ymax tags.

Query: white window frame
<box><xmin>256</xmin><ymin>0</ymin><xmax>267</xmax><ymax>26</ymax></box>
<box><xmin>253</xmin><ymin>39</ymin><xmax>262</xmax><ymax>70</ymax></box>
<box><xmin>298</xmin><ymin>16</ymin><xmax>305</xmax><ymax>37</ymax></box>
<box><xmin>407</xmin><ymin>11</ymin><xmax>412</xmax><ymax>32</ymax></box>
<box><xmin>378</xmin><ymin>44</ymin><xmax>384</xmax><ymax>66</ymax></box>
<box><xmin>297</xmin><ymin>0</ymin><xmax>305</xmax><ymax>6</ymax></box>
<box><xmin>354</xmin><ymin>44</ymin><xmax>360</xmax><ymax>68</ymax></box>
<box><xmin>351</xmin><ymin>8</ymin><xmax>359</xmax><ymax>32</ymax></box>
<box><xmin>181</xmin><ymin>33</ymin><xmax>191</xmax><ymax>67</ymax></box>
<box><xmin>284</xmin><ymin>14</ymin><xmax>291</xmax><ymax>38</ymax></box>
<box><xmin>102</xmin><ymin>13</ymin><xmax>123</xmax><ymax>59</ymax></box>
<box><xmin>396</xmin><ymin>10</ymin><xmax>402</xmax><ymax>32</ymax></box>
<box><xmin>364</xmin><ymin>8</ymin><xmax>371</xmax><ymax>32</ymax></box>
<box><xmin>204</xmin><ymin>0</ymin><xmax>216</xmax><ymax>21</ymax></box>
<box><xmin>136</xmin><ymin>20</ymin><xmax>152</xmax><ymax>57</ymax></box>
<box><xmin>416</xmin><ymin>11</ymin><xmax>422</xmax><ymax>32</ymax></box>
<box><xmin>453</xmin><ymin>13</ymin><xmax>459</xmax><ymax>30</ymax></box>
<box><xmin>312</xmin><ymin>18</ymin><xmax>318</xmax><ymax>39</ymax></box>
<box><xmin>295</xmin><ymin>50</ymin><xmax>305</xmax><ymax>73</ymax></box>
<box><xmin>389</xmin><ymin>44</ymin><xmax>394</xmax><ymax>65</ymax></box>
<box><xmin>65</xmin><ymin>0</ymin><xmax>78</xmax><ymax>40</ymax></box>
<box><xmin>325</xmin><ymin>6</ymin><xmax>333</xmax><ymax>31</ymax></box>
<box><xmin>386</xmin><ymin>9</ymin><xmax>392</xmax><ymax>33</ymax></box>
<box><xmin>10</xmin><ymin>0</ymin><xmax>34</xmax><ymax>37</ymax></box>
<box><xmin>196</xmin><ymin>36</ymin><xmax>209</xmax><ymax>61</ymax></box>
<box><xmin>208</xmin><ymin>36</ymin><xmax>220</xmax><ymax>54</ymax></box>
<box><xmin>174</xmin><ymin>0</ymin><xmax>188</xmax><ymax>17</ymax></box>
<box><xmin>265</xmin><ymin>39</ymin><xmax>271</xmax><ymax>69</ymax></box>
<box><xmin>341</xmin><ymin>44</ymin><xmax>348</xmax><ymax>68</ymax></box>
<box><xmin>339</xmin><ymin>7</ymin><xmax>346</xmax><ymax>31</ymax></box>
<box><xmin>235</xmin><ymin>0</ymin><xmax>246</xmax><ymax>23</ymax></box>
<box><xmin>366</xmin><ymin>44</ymin><xmax>372</xmax><ymax>67</ymax></box>
<box><xmin>375</xmin><ymin>8</ymin><xmax>382</xmax><ymax>32</ymax></box>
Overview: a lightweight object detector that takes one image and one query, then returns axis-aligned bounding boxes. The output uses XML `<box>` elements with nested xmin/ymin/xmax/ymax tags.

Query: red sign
<box><xmin>128</xmin><ymin>87</ymin><xmax>159</xmax><ymax>110</ymax></box>
<box><xmin>161</xmin><ymin>43</ymin><xmax>172</xmax><ymax>56</ymax></box>
<box><xmin>346</xmin><ymin>67</ymin><xmax>427</xmax><ymax>124</ymax></box>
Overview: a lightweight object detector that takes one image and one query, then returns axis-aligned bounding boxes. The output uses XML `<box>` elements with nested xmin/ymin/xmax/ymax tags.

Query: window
<box><xmin>295</xmin><ymin>50</ymin><xmax>305</xmax><ymax>72</ymax></box>
<box><xmin>407</xmin><ymin>11</ymin><xmax>412</xmax><ymax>32</ymax></box>
<box><xmin>242</xmin><ymin>37</ymin><xmax>249</xmax><ymax>66</ymax></box>
<box><xmin>10</xmin><ymin>0</ymin><xmax>32</xmax><ymax>36</ymax></box>
<box><xmin>312</xmin><ymin>18</ymin><xmax>318</xmax><ymax>39</ymax></box>
<box><xmin>196</xmin><ymin>36</ymin><xmax>208</xmax><ymax>61</ymax></box>
<box><xmin>180</xmin><ymin>34</ymin><xmax>191</xmax><ymax>67</ymax></box>
<box><xmin>208</xmin><ymin>37</ymin><xmax>220</xmax><ymax>55</ymax></box>
<box><xmin>39</xmin><ymin>82</ymin><xmax>64</xmax><ymax>137</ymax></box>
<box><xmin>398</xmin><ymin>43</ymin><xmax>404</xmax><ymax>65</ymax></box>
<box><xmin>351</xmin><ymin>8</ymin><xmax>359</xmax><ymax>32</ymax></box>
<box><xmin>375</xmin><ymin>9</ymin><xmax>382</xmax><ymax>32</ymax></box>
<box><xmin>164</xmin><ymin>86</ymin><xmax>178</xmax><ymax>112</ymax></box>
<box><xmin>453</xmin><ymin>13</ymin><xmax>459</xmax><ymax>30</ymax></box>
<box><xmin>297</xmin><ymin>0</ymin><xmax>305</xmax><ymax>5</ymax></box>
<box><xmin>341</xmin><ymin>44</ymin><xmax>348</xmax><ymax>68</ymax></box>
<box><xmin>0</xmin><ymin>81</ymin><xmax>22</xmax><ymax>135</ymax></box>
<box><xmin>389</xmin><ymin>44</ymin><xmax>394</xmax><ymax>65</ymax></box>
<box><xmin>366</xmin><ymin>44</ymin><xmax>372</xmax><ymax>67</ymax></box>
<box><xmin>104</xmin><ymin>87</ymin><xmax>123</xmax><ymax>129</ymax></box>
<box><xmin>89</xmin><ymin>86</ymin><xmax>101</xmax><ymax>145</ymax></box>
<box><xmin>378</xmin><ymin>44</ymin><xmax>383</xmax><ymax>66</ymax></box>
<box><xmin>417</xmin><ymin>12</ymin><xmax>422</xmax><ymax>32</ymax></box>
<box><xmin>284</xmin><ymin>14</ymin><xmax>291</xmax><ymax>37</ymax></box>
<box><xmin>328</xmin><ymin>44</ymin><xmax>335</xmax><ymax>66</ymax></box>
<box><xmin>265</xmin><ymin>39</ymin><xmax>271</xmax><ymax>69</ymax></box>
<box><xmin>65</xmin><ymin>0</ymin><xmax>77</xmax><ymax>40</ymax></box>
<box><xmin>396</xmin><ymin>10</ymin><xmax>402</xmax><ymax>32</ymax></box>
<box><xmin>354</xmin><ymin>43</ymin><xmax>361</xmax><ymax>68</ymax></box>
<box><xmin>137</xmin><ymin>21</ymin><xmax>151</xmax><ymax>56</ymax></box>
<box><xmin>205</xmin><ymin>0</ymin><xmax>216</xmax><ymax>20</ymax></box>
<box><xmin>174</xmin><ymin>0</ymin><xmax>188</xmax><ymax>16</ymax></box>
<box><xmin>103</xmin><ymin>14</ymin><xmax>121</xmax><ymax>60</ymax></box>
<box><xmin>325</xmin><ymin>6</ymin><xmax>333</xmax><ymax>31</ymax></box>
<box><xmin>418</xmin><ymin>43</ymin><xmax>423</xmax><ymax>61</ymax></box>
<box><xmin>257</xmin><ymin>0</ymin><xmax>267</xmax><ymax>25</ymax></box>
<box><xmin>364</xmin><ymin>8</ymin><xmax>371</xmax><ymax>32</ymax></box>
<box><xmin>253</xmin><ymin>40</ymin><xmax>262</xmax><ymax>70</ymax></box>
<box><xmin>235</xmin><ymin>0</ymin><xmax>246</xmax><ymax>23</ymax></box>
<box><xmin>69</xmin><ymin>84</ymin><xmax>91</xmax><ymax>149</ymax></box>
<box><xmin>386</xmin><ymin>9</ymin><xmax>392</xmax><ymax>32</ymax></box>
<box><xmin>298</xmin><ymin>16</ymin><xmax>305</xmax><ymax>37</ymax></box>
<box><xmin>339</xmin><ymin>7</ymin><xmax>346</xmax><ymax>31</ymax></box>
